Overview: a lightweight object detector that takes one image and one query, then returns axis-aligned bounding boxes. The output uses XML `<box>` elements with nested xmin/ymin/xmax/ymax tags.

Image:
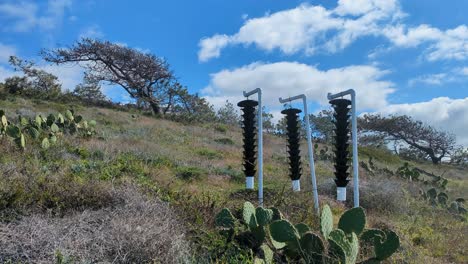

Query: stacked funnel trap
<box><xmin>281</xmin><ymin>108</ymin><xmax>302</xmax><ymax>191</ymax></box>
<box><xmin>330</xmin><ymin>99</ymin><xmax>352</xmax><ymax>201</ymax></box>
<box><xmin>238</xmin><ymin>99</ymin><xmax>258</xmax><ymax>189</ymax></box>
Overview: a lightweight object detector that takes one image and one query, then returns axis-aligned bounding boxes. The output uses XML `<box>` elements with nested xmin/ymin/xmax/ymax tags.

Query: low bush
<box><xmin>214</xmin><ymin>137</ymin><xmax>235</xmax><ymax>145</ymax></box>
<box><xmin>0</xmin><ymin>187</ymin><xmax>191</xmax><ymax>263</ymax></box>
<box><xmin>176</xmin><ymin>166</ymin><xmax>208</xmax><ymax>181</ymax></box>
<box><xmin>196</xmin><ymin>147</ymin><xmax>222</xmax><ymax>159</ymax></box>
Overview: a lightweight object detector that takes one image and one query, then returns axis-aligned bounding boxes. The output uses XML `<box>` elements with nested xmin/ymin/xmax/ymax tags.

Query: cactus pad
<box><xmin>300</xmin><ymin>232</ymin><xmax>324</xmax><ymax>264</ymax></box>
<box><xmin>269</xmin><ymin>219</ymin><xmax>299</xmax><ymax>243</ymax></box>
<box><xmin>256</xmin><ymin>207</ymin><xmax>273</xmax><ymax>226</ymax></box>
<box><xmin>320</xmin><ymin>205</ymin><xmax>333</xmax><ymax>240</ymax></box>
<box><xmin>215</xmin><ymin>208</ymin><xmax>236</xmax><ymax>228</ymax></box>
<box><xmin>294</xmin><ymin>223</ymin><xmax>311</xmax><ymax>237</ymax></box>
<box><xmin>329</xmin><ymin>229</ymin><xmax>359</xmax><ymax>264</ymax></box>
<box><xmin>338</xmin><ymin>207</ymin><xmax>366</xmax><ymax>236</ymax></box>
<box><xmin>374</xmin><ymin>230</ymin><xmax>400</xmax><ymax>260</ymax></box>
<box><xmin>243</xmin><ymin>201</ymin><xmax>258</xmax><ymax>228</ymax></box>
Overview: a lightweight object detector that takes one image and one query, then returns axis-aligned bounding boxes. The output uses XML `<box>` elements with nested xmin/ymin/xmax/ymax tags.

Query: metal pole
<box><xmin>279</xmin><ymin>94</ymin><xmax>320</xmax><ymax>215</ymax></box>
<box><xmin>327</xmin><ymin>90</ymin><xmax>359</xmax><ymax>207</ymax></box>
<box><xmin>243</xmin><ymin>88</ymin><xmax>263</xmax><ymax>207</ymax></box>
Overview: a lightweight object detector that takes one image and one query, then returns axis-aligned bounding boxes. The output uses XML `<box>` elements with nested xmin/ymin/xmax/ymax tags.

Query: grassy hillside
<box><xmin>0</xmin><ymin>96</ymin><xmax>467</xmax><ymax>263</ymax></box>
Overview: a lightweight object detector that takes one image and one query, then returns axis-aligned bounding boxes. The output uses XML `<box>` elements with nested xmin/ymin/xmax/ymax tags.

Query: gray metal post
<box><xmin>327</xmin><ymin>89</ymin><xmax>359</xmax><ymax>207</ymax></box>
<box><xmin>279</xmin><ymin>94</ymin><xmax>320</xmax><ymax>214</ymax></box>
<box><xmin>243</xmin><ymin>88</ymin><xmax>263</xmax><ymax>207</ymax></box>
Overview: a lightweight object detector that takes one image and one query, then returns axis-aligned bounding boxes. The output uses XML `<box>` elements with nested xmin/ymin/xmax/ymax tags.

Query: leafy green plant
<box><xmin>215</xmin><ymin>201</ymin><xmax>281</xmax><ymax>264</ymax></box>
<box><xmin>397</xmin><ymin>162</ymin><xmax>420</xmax><ymax>181</ymax></box>
<box><xmin>214</xmin><ymin>137</ymin><xmax>235</xmax><ymax>145</ymax></box>
<box><xmin>176</xmin><ymin>166</ymin><xmax>208</xmax><ymax>181</ymax></box>
<box><xmin>420</xmin><ymin>188</ymin><xmax>466</xmax><ymax>218</ymax></box>
<box><xmin>215</xmin><ymin>203</ymin><xmax>400</xmax><ymax>263</ymax></box>
<box><xmin>0</xmin><ymin>109</ymin><xmax>97</xmax><ymax>150</ymax></box>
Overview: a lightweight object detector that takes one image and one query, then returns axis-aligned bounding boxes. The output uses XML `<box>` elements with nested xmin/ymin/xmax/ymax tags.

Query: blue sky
<box><xmin>0</xmin><ymin>0</ymin><xmax>467</xmax><ymax>145</ymax></box>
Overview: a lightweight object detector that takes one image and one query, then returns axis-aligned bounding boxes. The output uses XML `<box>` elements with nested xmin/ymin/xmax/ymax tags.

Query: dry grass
<box><xmin>0</xmin><ymin>186</ymin><xmax>191</xmax><ymax>264</ymax></box>
<box><xmin>1</xmin><ymin>97</ymin><xmax>467</xmax><ymax>263</ymax></box>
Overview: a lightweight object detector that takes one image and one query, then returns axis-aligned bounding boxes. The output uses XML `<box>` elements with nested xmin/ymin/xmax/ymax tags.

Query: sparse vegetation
<box><xmin>0</xmin><ymin>96</ymin><xmax>466</xmax><ymax>263</ymax></box>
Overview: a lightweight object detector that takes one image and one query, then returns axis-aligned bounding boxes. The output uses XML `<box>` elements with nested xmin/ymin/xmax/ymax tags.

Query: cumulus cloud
<box><xmin>198</xmin><ymin>35</ymin><xmax>232</xmax><ymax>62</ymax></box>
<box><xmin>202</xmin><ymin>61</ymin><xmax>394</xmax><ymax>111</ymax></box>
<box><xmin>79</xmin><ymin>25</ymin><xmax>104</xmax><ymax>39</ymax></box>
<box><xmin>0</xmin><ymin>43</ymin><xmax>17</xmax><ymax>63</ymax></box>
<box><xmin>198</xmin><ymin>0</ymin><xmax>467</xmax><ymax>62</ymax></box>
<box><xmin>377</xmin><ymin>97</ymin><xmax>468</xmax><ymax>146</ymax></box>
<box><xmin>0</xmin><ymin>0</ymin><xmax>72</xmax><ymax>32</ymax></box>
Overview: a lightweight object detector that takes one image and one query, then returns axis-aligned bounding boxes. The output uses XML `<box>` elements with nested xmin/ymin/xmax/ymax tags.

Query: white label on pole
<box><xmin>292</xmin><ymin>179</ymin><xmax>301</xmax><ymax>191</ymax></box>
<box><xmin>246</xmin><ymin>176</ymin><xmax>254</xmax><ymax>189</ymax></box>
<box><xmin>337</xmin><ymin>187</ymin><xmax>347</xmax><ymax>201</ymax></box>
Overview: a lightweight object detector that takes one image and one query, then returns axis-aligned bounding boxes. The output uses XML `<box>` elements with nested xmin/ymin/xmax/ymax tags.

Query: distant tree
<box><xmin>0</xmin><ymin>82</ymin><xmax>5</xmax><ymax>95</ymax></box>
<box><xmin>168</xmin><ymin>91</ymin><xmax>216</xmax><ymax>123</ymax></box>
<box><xmin>3</xmin><ymin>76</ymin><xmax>30</xmax><ymax>95</ymax></box>
<box><xmin>449</xmin><ymin>147</ymin><xmax>468</xmax><ymax>166</ymax></box>
<box><xmin>42</xmin><ymin>38</ymin><xmax>174</xmax><ymax>115</ymax></box>
<box><xmin>9</xmin><ymin>56</ymin><xmax>62</xmax><ymax>99</ymax></box>
<box><xmin>359</xmin><ymin>114</ymin><xmax>456</xmax><ymax>164</ymax></box>
<box><xmin>275</xmin><ymin>116</ymin><xmax>288</xmax><ymax>136</ymax></box>
<box><xmin>262</xmin><ymin>107</ymin><xmax>275</xmax><ymax>133</ymax></box>
<box><xmin>73</xmin><ymin>74</ymin><xmax>107</xmax><ymax>103</ymax></box>
<box><xmin>217</xmin><ymin>100</ymin><xmax>240</xmax><ymax>126</ymax></box>
<box><xmin>305</xmin><ymin>110</ymin><xmax>334</xmax><ymax>142</ymax></box>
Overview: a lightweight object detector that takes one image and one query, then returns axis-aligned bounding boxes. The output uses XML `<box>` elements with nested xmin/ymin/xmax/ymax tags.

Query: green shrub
<box><xmin>214</xmin><ymin>137</ymin><xmax>235</xmax><ymax>145</ymax></box>
<box><xmin>196</xmin><ymin>148</ymin><xmax>222</xmax><ymax>159</ymax></box>
<box><xmin>214</xmin><ymin>124</ymin><xmax>228</xmax><ymax>133</ymax></box>
<box><xmin>215</xmin><ymin>203</ymin><xmax>401</xmax><ymax>263</ymax></box>
<box><xmin>176</xmin><ymin>166</ymin><xmax>208</xmax><ymax>181</ymax></box>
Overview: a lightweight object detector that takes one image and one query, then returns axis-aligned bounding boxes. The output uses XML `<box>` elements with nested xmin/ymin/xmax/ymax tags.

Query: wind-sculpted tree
<box><xmin>359</xmin><ymin>114</ymin><xmax>456</xmax><ymax>164</ymax></box>
<box><xmin>42</xmin><ymin>38</ymin><xmax>174</xmax><ymax>115</ymax></box>
<box><xmin>217</xmin><ymin>100</ymin><xmax>240</xmax><ymax>126</ymax></box>
<box><xmin>8</xmin><ymin>56</ymin><xmax>62</xmax><ymax>99</ymax></box>
<box><xmin>73</xmin><ymin>74</ymin><xmax>107</xmax><ymax>103</ymax></box>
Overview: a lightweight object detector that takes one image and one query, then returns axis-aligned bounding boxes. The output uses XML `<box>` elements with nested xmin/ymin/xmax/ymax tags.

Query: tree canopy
<box><xmin>359</xmin><ymin>114</ymin><xmax>456</xmax><ymax>164</ymax></box>
<box><xmin>42</xmin><ymin>38</ymin><xmax>174</xmax><ymax>114</ymax></box>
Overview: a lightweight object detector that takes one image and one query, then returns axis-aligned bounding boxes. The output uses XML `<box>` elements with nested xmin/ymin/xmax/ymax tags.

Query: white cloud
<box><xmin>198</xmin><ymin>0</ymin><xmax>467</xmax><ymax>62</ymax></box>
<box><xmin>377</xmin><ymin>97</ymin><xmax>468</xmax><ymax>146</ymax></box>
<box><xmin>198</xmin><ymin>35</ymin><xmax>232</xmax><ymax>62</ymax></box>
<box><xmin>0</xmin><ymin>43</ymin><xmax>17</xmax><ymax>63</ymax></box>
<box><xmin>461</xmin><ymin>67</ymin><xmax>468</xmax><ymax>76</ymax></box>
<box><xmin>0</xmin><ymin>0</ymin><xmax>72</xmax><ymax>32</ymax></box>
<box><xmin>384</xmin><ymin>25</ymin><xmax>468</xmax><ymax>61</ymax></box>
<box><xmin>202</xmin><ymin>61</ymin><xmax>394</xmax><ymax>111</ymax></box>
<box><xmin>0</xmin><ymin>65</ymin><xmax>17</xmax><ymax>81</ymax></box>
<box><xmin>79</xmin><ymin>25</ymin><xmax>104</xmax><ymax>39</ymax></box>
<box><xmin>40</xmin><ymin>63</ymin><xmax>83</xmax><ymax>91</ymax></box>
<box><xmin>408</xmin><ymin>73</ymin><xmax>447</xmax><ymax>86</ymax></box>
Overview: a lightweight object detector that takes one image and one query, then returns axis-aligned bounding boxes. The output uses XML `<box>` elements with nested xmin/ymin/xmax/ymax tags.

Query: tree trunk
<box><xmin>148</xmin><ymin>100</ymin><xmax>161</xmax><ymax>115</ymax></box>
<box><xmin>429</xmin><ymin>153</ymin><xmax>442</xmax><ymax>164</ymax></box>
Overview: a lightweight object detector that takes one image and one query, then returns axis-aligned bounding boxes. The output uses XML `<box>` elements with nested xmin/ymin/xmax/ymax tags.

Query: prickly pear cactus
<box><xmin>255</xmin><ymin>244</ymin><xmax>273</xmax><ymax>264</ymax></box>
<box><xmin>294</xmin><ymin>223</ymin><xmax>311</xmax><ymax>237</ymax></box>
<box><xmin>427</xmin><ymin>188</ymin><xmax>437</xmax><ymax>200</ymax></box>
<box><xmin>41</xmin><ymin>137</ymin><xmax>50</xmax><ymax>150</ymax></box>
<box><xmin>256</xmin><ymin>207</ymin><xmax>273</xmax><ymax>226</ymax></box>
<box><xmin>437</xmin><ymin>192</ymin><xmax>448</xmax><ymax>206</ymax></box>
<box><xmin>320</xmin><ymin>205</ymin><xmax>333</xmax><ymax>240</ymax></box>
<box><xmin>300</xmin><ymin>232</ymin><xmax>325</xmax><ymax>264</ymax></box>
<box><xmin>328</xmin><ymin>229</ymin><xmax>359</xmax><ymax>264</ymax></box>
<box><xmin>243</xmin><ymin>201</ymin><xmax>258</xmax><ymax>229</ymax></box>
<box><xmin>374</xmin><ymin>230</ymin><xmax>400</xmax><ymax>261</ymax></box>
<box><xmin>360</xmin><ymin>229</ymin><xmax>385</xmax><ymax>244</ymax></box>
<box><xmin>338</xmin><ymin>207</ymin><xmax>366</xmax><ymax>236</ymax></box>
<box><xmin>215</xmin><ymin>208</ymin><xmax>236</xmax><ymax>228</ymax></box>
<box><xmin>269</xmin><ymin>219</ymin><xmax>299</xmax><ymax>243</ymax></box>
<box><xmin>65</xmin><ymin>110</ymin><xmax>74</xmax><ymax>122</ymax></box>
<box><xmin>270</xmin><ymin>207</ymin><xmax>283</xmax><ymax>221</ymax></box>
